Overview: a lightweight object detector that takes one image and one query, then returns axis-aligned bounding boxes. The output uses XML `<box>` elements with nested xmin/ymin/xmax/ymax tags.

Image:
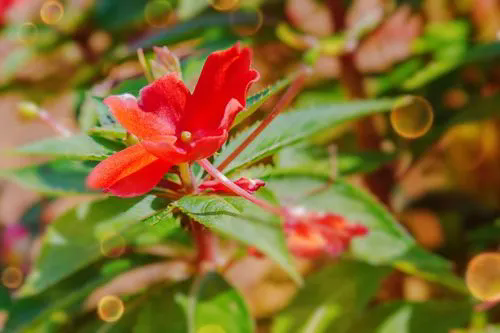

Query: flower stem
<box><xmin>198</xmin><ymin>158</ymin><xmax>284</xmax><ymax>216</ymax></box>
<box><xmin>179</xmin><ymin>163</ymin><xmax>195</xmax><ymax>193</ymax></box>
<box><xmin>190</xmin><ymin>219</ymin><xmax>216</xmax><ymax>273</ymax></box>
<box><xmin>38</xmin><ymin>110</ymin><xmax>72</xmax><ymax>137</ymax></box>
<box><xmin>216</xmin><ymin>71</ymin><xmax>308</xmax><ymax>172</ymax></box>
<box><xmin>137</xmin><ymin>48</ymin><xmax>154</xmax><ymax>83</ymax></box>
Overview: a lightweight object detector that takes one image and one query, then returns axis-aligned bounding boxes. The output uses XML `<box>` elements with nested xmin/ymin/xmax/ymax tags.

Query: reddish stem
<box><xmin>216</xmin><ymin>72</ymin><xmax>307</xmax><ymax>172</ymax></box>
<box><xmin>198</xmin><ymin>158</ymin><xmax>284</xmax><ymax>216</ymax></box>
<box><xmin>38</xmin><ymin>110</ymin><xmax>72</xmax><ymax>137</ymax></box>
<box><xmin>190</xmin><ymin>220</ymin><xmax>216</xmax><ymax>272</ymax></box>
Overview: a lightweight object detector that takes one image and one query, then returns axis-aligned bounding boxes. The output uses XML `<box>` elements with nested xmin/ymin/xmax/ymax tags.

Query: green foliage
<box><xmin>263</xmin><ymin>174</ymin><xmax>466</xmax><ymax>292</ymax></box>
<box><xmin>21</xmin><ymin>196</ymin><xmax>176</xmax><ymax>295</ymax></box>
<box><xmin>216</xmin><ymin>98</ymin><xmax>397</xmax><ymax>174</ymax></box>
<box><xmin>175</xmin><ymin>192</ymin><xmax>301</xmax><ymax>284</ymax></box>
<box><xmin>346</xmin><ymin>301</ymin><xmax>472</xmax><ymax>333</ymax></box>
<box><xmin>188</xmin><ymin>272</ymin><xmax>254</xmax><ymax>333</ymax></box>
<box><xmin>15</xmin><ymin>134</ymin><xmax>124</xmax><ymax>161</ymax></box>
<box><xmin>0</xmin><ymin>160</ymin><xmax>96</xmax><ymax>195</ymax></box>
<box><xmin>272</xmin><ymin>260</ymin><xmax>389</xmax><ymax>333</ymax></box>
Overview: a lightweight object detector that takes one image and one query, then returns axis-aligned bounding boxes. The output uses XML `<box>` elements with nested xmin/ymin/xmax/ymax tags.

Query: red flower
<box><xmin>284</xmin><ymin>208</ymin><xmax>368</xmax><ymax>259</ymax></box>
<box><xmin>199</xmin><ymin>177</ymin><xmax>265</xmax><ymax>194</ymax></box>
<box><xmin>87</xmin><ymin>44</ymin><xmax>259</xmax><ymax>197</ymax></box>
<box><xmin>0</xmin><ymin>0</ymin><xmax>16</xmax><ymax>24</ymax></box>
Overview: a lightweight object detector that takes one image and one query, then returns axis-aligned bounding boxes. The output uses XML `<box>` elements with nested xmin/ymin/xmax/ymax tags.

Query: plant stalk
<box><xmin>216</xmin><ymin>71</ymin><xmax>307</xmax><ymax>172</ymax></box>
<box><xmin>198</xmin><ymin>158</ymin><xmax>284</xmax><ymax>216</ymax></box>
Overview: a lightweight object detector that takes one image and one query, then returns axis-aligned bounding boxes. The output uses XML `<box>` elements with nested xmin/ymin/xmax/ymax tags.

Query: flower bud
<box><xmin>17</xmin><ymin>101</ymin><xmax>41</xmax><ymax>122</ymax></box>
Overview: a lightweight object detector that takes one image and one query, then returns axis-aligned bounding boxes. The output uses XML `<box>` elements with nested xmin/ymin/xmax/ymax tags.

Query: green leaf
<box><xmin>263</xmin><ymin>174</ymin><xmax>467</xmax><ymax>292</ymax></box>
<box><xmin>133</xmin><ymin>283</ymin><xmax>190</xmax><ymax>333</ymax></box>
<box><xmin>272</xmin><ymin>260</ymin><xmax>389</xmax><ymax>333</ymax></box>
<box><xmin>5</xmin><ymin>258</ymin><xmax>140</xmax><ymax>333</ymax></box>
<box><xmin>188</xmin><ymin>272</ymin><xmax>254</xmax><ymax>333</ymax></box>
<box><xmin>174</xmin><ymin>192</ymin><xmax>301</xmax><ymax>284</ymax></box>
<box><xmin>0</xmin><ymin>160</ymin><xmax>96</xmax><ymax>195</ymax></box>
<box><xmin>216</xmin><ymin>98</ymin><xmax>397</xmax><ymax>174</ymax></box>
<box><xmin>274</xmin><ymin>143</ymin><xmax>395</xmax><ymax>177</ymax></box>
<box><xmin>178</xmin><ymin>0</ymin><xmax>210</xmax><ymax>19</ymax></box>
<box><xmin>346</xmin><ymin>300</ymin><xmax>472</xmax><ymax>333</ymax></box>
<box><xmin>21</xmin><ymin>196</ymin><xmax>176</xmax><ymax>295</ymax></box>
<box><xmin>111</xmin><ymin>76</ymin><xmax>148</xmax><ymax>97</ymax></box>
<box><xmin>94</xmin><ymin>0</ymin><xmax>149</xmax><ymax>31</ymax></box>
<box><xmin>15</xmin><ymin>134</ymin><xmax>124</xmax><ymax>161</ymax></box>
<box><xmin>232</xmin><ymin>77</ymin><xmax>292</xmax><ymax>128</ymax></box>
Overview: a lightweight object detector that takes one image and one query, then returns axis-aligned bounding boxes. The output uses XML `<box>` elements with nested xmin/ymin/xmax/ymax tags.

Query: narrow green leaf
<box><xmin>346</xmin><ymin>300</ymin><xmax>472</xmax><ymax>333</ymax></box>
<box><xmin>272</xmin><ymin>260</ymin><xmax>389</xmax><ymax>333</ymax></box>
<box><xmin>216</xmin><ymin>98</ymin><xmax>397</xmax><ymax>174</ymax></box>
<box><xmin>0</xmin><ymin>160</ymin><xmax>96</xmax><ymax>195</ymax></box>
<box><xmin>15</xmin><ymin>134</ymin><xmax>124</xmax><ymax>161</ymax></box>
<box><xmin>264</xmin><ymin>174</ymin><xmax>467</xmax><ymax>292</ymax></box>
<box><xmin>232</xmin><ymin>77</ymin><xmax>291</xmax><ymax>128</ymax></box>
<box><xmin>188</xmin><ymin>272</ymin><xmax>254</xmax><ymax>333</ymax></box>
<box><xmin>174</xmin><ymin>193</ymin><xmax>301</xmax><ymax>284</ymax></box>
<box><xmin>21</xmin><ymin>196</ymin><xmax>176</xmax><ymax>295</ymax></box>
<box><xmin>111</xmin><ymin>76</ymin><xmax>148</xmax><ymax>97</ymax></box>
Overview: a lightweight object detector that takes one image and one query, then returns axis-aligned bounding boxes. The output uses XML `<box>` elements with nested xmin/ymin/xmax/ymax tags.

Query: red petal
<box><xmin>140</xmin><ymin>135</ymin><xmax>188</xmax><ymax>164</ymax></box>
<box><xmin>199</xmin><ymin>177</ymin><xmax>266</xmax><ymax>194</ymax></box>
<box><xmin>138</xmin><ymin>73</ymin><xmax>190</xmax><ymax>132</ymax></box>
<box><xmin>105</xmin><ymin>74</ymin><xmax>189</xmax><ymax>139</ymax></box>
<box><xmin>86</xmin><ymin>144</ymin><xmax>170</xmax><ymax>197</ymax></box>
<box><xmin>106</xmin><ymin>159</ymin><xmax>171</xmax><ymax>197</ymax></box>
<box><xmin>183</xmin><ymin>43</ymin><xmax>259</xmax><ymax>135</ymax></box>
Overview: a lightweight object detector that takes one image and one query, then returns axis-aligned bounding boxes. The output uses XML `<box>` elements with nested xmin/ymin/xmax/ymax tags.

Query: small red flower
<box><xmin>199</xmin><ymin>177</ymin><xmax>265</xmax><ymax>195</ymax></box>
<box><xmin>87</xmin><ymin>44</ymin><xmax>259</xmax><ymax>197</ymax></box>
<box><xmin>284</xmin><ymin>208</ymin><xmax>368</xmax><ymax>259</ymax></box>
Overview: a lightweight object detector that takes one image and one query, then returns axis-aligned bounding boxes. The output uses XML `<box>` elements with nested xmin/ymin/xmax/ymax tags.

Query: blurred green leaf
<box><xmin>174</xmin><ymin>191</ymin><xmax>301</xmax><ymax>284</ymax></box>
<box><xmin>133</xmin><ymin>282</ymin><xmax>190</xmax><ymax>333</ymax></box>
<box><xmin>178</xmin><ymin>0</ymin><xmax>210</xmax><ymax>19</ymax></box>
<box><xmin>346</xmin><ymin>300</ymin><xmax>472</xmax><ymax>333</ymax></box>
<box><xmin>15</xmin><ymin>134</ymin><xmax>124</xmax><ymax>161</ymax></box>
<box><xmin>0</xmin><ymin>160</ymin><xmax>96</xmax><ymax>195</ymax></box>
<box><xmin>5</xmin><ymin>258</ymin><xmax>142</xmax><ymax>333</ymax></box>
<box><xmin>188</xmin><ymin>272</ymin><xmax>254</xmax><ymax>333</ymax></box>
<box><xmin>111</xmin><ymin>76</ymin><xmax>148</xmax><ymax>97</ymax></box>
<box><xmin>94</xmin><ymin>0</ymin><xmax>149</xmax><ymax>31</ymax></box>
<box><xmin>216</xmin><ymin>98</ymin><xmax>397</xmax><ymax>174</ymax></box>
<box><xmin>272</xmin><ymin>260</ymin><xmax>389</xmax><ymax>333</ymax></box>
<box><xmin>264</xmin><ymin>174</ymin><xmax>467</xmax><ymax>292</ymax></box>
<box><xmin>21</xmin><ymin>196</ymin><xmax>176</xmax><ymax>295</ymax></box>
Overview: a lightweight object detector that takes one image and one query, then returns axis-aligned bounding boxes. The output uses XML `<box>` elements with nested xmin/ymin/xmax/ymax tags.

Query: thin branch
<box><xmin>216</xmin><ymin>71</ymin><xmax>308</xmax><ymax>172</ymax></box>
<box><xmin>198</xmin><ymin>158</ymin><xmax>284</xmax><ymax>216</ymax></box>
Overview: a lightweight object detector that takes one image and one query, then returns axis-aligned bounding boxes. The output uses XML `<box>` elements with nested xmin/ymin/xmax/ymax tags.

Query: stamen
<box><xmin>180</xmin><ymin>131</ymin><xmax>192</xmax><ymax>143</ymax></box>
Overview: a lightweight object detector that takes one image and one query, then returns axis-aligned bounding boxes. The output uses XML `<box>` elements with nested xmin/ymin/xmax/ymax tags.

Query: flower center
<box><xmin>180</xmin><ymin>131</ymin><xmax>192</xmax><ymax>143</ymax></box>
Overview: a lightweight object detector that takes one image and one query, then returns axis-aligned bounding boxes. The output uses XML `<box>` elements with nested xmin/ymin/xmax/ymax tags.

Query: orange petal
<box><xmin>87</xmin><ymin>144</ymin><xmax>170</xmax><ymax>197</ymax></box>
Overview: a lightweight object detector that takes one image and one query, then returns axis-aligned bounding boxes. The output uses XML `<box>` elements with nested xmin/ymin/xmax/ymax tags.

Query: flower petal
<box><xmin>138</xmin><ymin>73</ymin><xmax>190</xmax><ymax>132</ymax></box>
<box><xmin>106</xmin><ymin>159</ymin><xmax>172</xmax><ymax>197</ymax></box>
<box><xmin>86</xmin><ymin>144</ymin><xmax>170</xmax><ymax>197</ymax></box>
<box><xmin>140</xmin><ymin>135</ymin><xmax>188</xmax><ymax>164</ymax></box>
<box><xmin>183</xmin><ymin>43</ymin><xmax>259</xmax><ymax>135</ymax></box>
<box><xmin>105</xmin><ymin>94</ymin><xmax>172</xmax><ymax>139</ymax></box>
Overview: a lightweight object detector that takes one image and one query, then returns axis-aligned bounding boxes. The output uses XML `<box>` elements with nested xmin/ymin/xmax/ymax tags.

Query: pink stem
<box><xmin>38</xmin><ymin>110</ymin><xmax>72</xmax><ymax>137</ymax></box>
<box><xmin>198</xmin><ymin>158</ymin><xmax>284</xmax><ymax>216</ymax></box>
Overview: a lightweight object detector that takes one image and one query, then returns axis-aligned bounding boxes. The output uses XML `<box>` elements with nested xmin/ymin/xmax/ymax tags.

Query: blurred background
<box><xmin>0</xmin><ymin>0</ymin><xmax>500</xmax><ymax>332</ymax></box>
